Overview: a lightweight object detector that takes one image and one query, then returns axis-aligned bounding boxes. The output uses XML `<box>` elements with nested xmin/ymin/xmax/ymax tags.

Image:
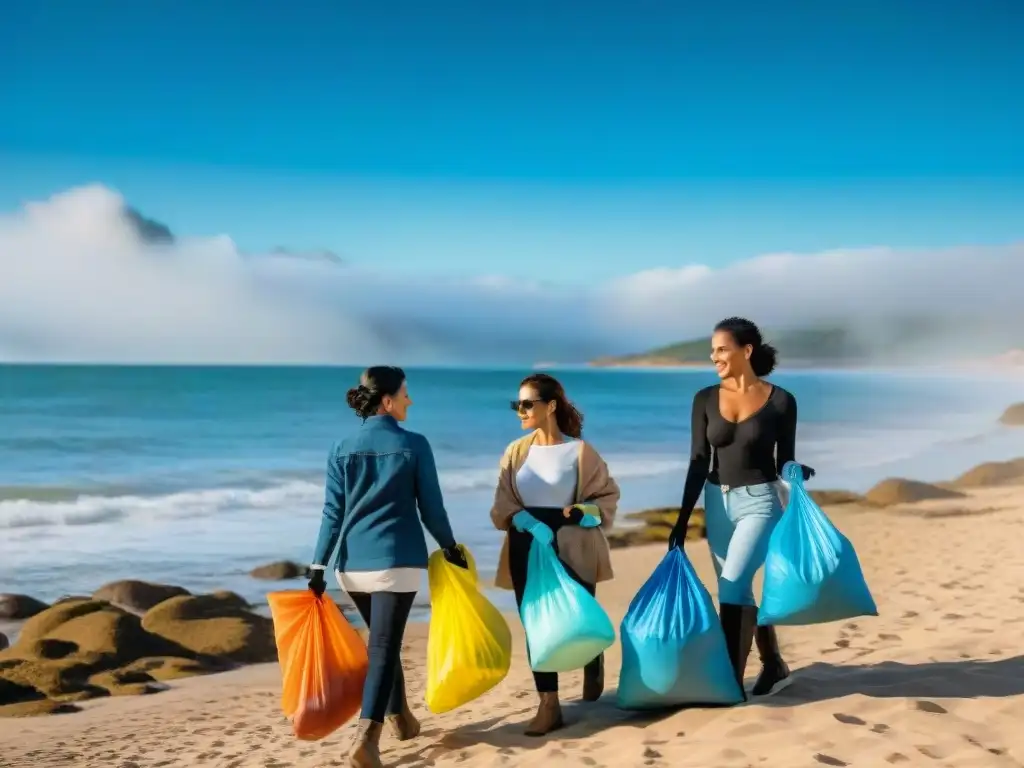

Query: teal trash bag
<box><xmin>519</xmin><ymin>538</ymin><xmax>616</xmax><ymax>673</ymax></box>
<box><xmin>758</xmin><ymin>461</ymin><xmax>879</xmax><ymax>626</ymax></box>
<box><xmin>617</xmin><ymin>547</ymin><xmax>743</xmax><ymax>710</ymax></box>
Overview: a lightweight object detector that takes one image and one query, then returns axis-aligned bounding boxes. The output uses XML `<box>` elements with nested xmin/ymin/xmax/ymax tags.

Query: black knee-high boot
<box><xmin>751</xmin><ymin>624</ymin><xmax>792</xmax><ymax>696</ymax></box>
<box><xmin>719</xmin><ymin>603</ymin><xmax>757</xmax><ymax>699</ymax></box>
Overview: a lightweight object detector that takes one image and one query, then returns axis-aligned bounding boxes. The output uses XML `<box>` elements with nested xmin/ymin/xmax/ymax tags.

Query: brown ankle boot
<box><xmin>386</xmin><ymin>697</ymin><xmax>421</xmax><ymax>741</ymax></box>
<box><xmin>524</xmin><ymin>692</ymin><xmax>564</xmax><ymax>737</ymax></box>
<box><xmin>347</xmin><ymin>720</ymin><xmax>384</xmax><ymax>768</ymax></box>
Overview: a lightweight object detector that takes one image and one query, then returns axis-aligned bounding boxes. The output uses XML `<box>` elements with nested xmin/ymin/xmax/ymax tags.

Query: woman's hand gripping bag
<box><xmin>520</xmin><ymin>539</ymin><xmax>616</xmax><ymax>673</ymax></box>
<box><xmin>617</xmin><ymin>547</ymin><xmax>743</xmax><ymax>709</ymax></box>
<box><xmin>426</xmin><ymin>545</ymin><xmax>512</xmax><ymax>713</ymax></box>
<box><xmin>758</xmin><ymin>461</ymin><xmax>879</xmax><ymax>626</ymax></box>
<box><xmin>267</xmin><ymin>590</ymin><xmax>368</xmax><ymax>740</ymax></box>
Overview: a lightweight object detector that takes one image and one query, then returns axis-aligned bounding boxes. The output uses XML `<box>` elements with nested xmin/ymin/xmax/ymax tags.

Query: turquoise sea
<box><xmin>3</xmin><ymin>364</ymin><xmax>1024</xmax><ymax>616</ymax></box>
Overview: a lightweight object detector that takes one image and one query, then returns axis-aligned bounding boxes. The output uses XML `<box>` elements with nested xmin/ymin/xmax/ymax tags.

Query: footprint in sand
<box><xmin>813</xmin><ymin>754</ymin><xmax>848</xmax><ymax>766</ymax></box>
<box><xmin>871</xmin><ymin>723</ymin><xmax>891</xmax><ymax>734</ymax></box>
<box><xmin>832</xmin><ymin>713</ymin><xmax>867</xmax><ymax>726</ymax></box>
<box><xmin>885</xmin><ymin>753</ymin><xmax>909</xmax><ymax>763</ymax></box>
<box><xmin>878</xmin><ymin>633</ymin><xmax>901</xmax><ymax>641</ymax></box>
<box><xmin>834</xmin><ymin>639</ymin><xmax>851</xmax><ymax>648</ymax></box>
<box><xmin>913</xmin><ymin>700</ymin><xmax>948</xmax><ymax>714</ymax></box>
<box><xmin>916</xmin><ymin>745</ymin><xmax>945</xmax><ymax>759</ymax></box>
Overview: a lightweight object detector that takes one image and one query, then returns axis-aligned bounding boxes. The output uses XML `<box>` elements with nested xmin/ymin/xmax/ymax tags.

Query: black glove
<box><xmin>443</xmin><ymin>545</ymin><xmax>469</xmax><ymax>569</ymax></box>
<box><xmin>562</xmin><ymin>506</ymin><xmax>585</xmax><ymax>525</ymax></box>
<box><xmin>666</xmin><ymin>510</ymin><xmax>690</xmax><ymax>551</ymax></box>
<box><xmin>307</xmin><ymin>568</ymin><xmax>327</xmax><ymax>597</ymax></box>
<box><xmin>798</xmin><ymin>464</ymin><xmax>816</xmax><ymax>481</ymax></box>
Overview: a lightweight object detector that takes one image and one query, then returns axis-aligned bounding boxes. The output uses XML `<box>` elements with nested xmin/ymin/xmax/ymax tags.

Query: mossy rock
<box><xmin>0</xmin><ymin>598</ymin><xmax>196</xmax><ymax>708</ymax></box>
<box><xmin>12</xmin><ymin>599</ymin><xmax>108</xmax><ymax>647</ymax></box>
<box><xmin>88</xmin><ymin>669</ymin><xmax>165</xmax><ymax>696</ymax></box>
<box><xmin>609</xmin><ymin>507</ymin><xmax>706</xmax><ymax>549</ymax></box>
<box><xmin>864</xmin><ymin>478</ymin><xmax>966</xmax><ymax>506</ymax></box>
<box><xmin>0</xmin><ymin>674</ymin><xmax>44</xmax><ymax>707</ymax></box>
<box><xmin>0</xmin><ymin>699</ymin><xmax>81</xmax><ymax>717</ymax></box>
<box><xmin>92</xmin><ymin>580</ymin><xmax>191</xmax><ymax>613</ymax></box>
<box><xmin>122</xmin><ymin>655</ymin><xmax>228</xmax><ymax>681</ymax></box>
<box><xmin>952</xmin><ymin>458</ymin><xmax>1024</xmax><ymax>488</ymax></box>
<box><xmin>0</xmin><ymin>658</ymin><xmax>107</xmax><ymax>703</ymax></box>
<box><xmin>142</xmin><ymin>593</ymin><xmax>276</xmax><ymax>664</ymax></box>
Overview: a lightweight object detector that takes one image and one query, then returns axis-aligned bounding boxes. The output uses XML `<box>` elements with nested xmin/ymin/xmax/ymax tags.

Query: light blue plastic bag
<box><xmin>758</xmin><ymin>462</ymin><xmax>878</xmax><ymax>626</ymax></box>
<box><xmin>617</xmin><ymin>547</ymin><xmax>743</xmax><ymax>710</ymax></box>
<box><xmin>519</xmin><ymin>538</ymin><xmax>616</xmax><ymax>673</ymax></box>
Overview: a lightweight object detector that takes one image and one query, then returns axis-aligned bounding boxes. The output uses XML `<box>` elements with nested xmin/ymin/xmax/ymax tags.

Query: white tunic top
<box><xmin>515</xmin><ymin>441</ymin><xmax>580</xmax><ymax>508</ymax></box>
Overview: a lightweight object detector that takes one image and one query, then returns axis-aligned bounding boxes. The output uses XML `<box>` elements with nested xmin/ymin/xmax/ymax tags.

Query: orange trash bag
<box><xmin>267</xmin><ymin>589</ymin><xmax>369</xmax><ymax>740</ymax></box>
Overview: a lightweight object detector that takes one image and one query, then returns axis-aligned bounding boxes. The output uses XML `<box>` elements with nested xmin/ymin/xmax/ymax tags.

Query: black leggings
<box><xmin>508</xmin><ymin>506</ymin><xmax>601</xmax><ymax>694</ymax></box>
<box><xmin>348</xmin><ymin>591</ymin><xmax>416</xmax><ymax>723</ymax></box>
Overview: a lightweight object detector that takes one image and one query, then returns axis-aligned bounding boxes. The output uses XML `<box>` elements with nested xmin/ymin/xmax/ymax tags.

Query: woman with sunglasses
<box><xmin>490</xmin><ymin>373</ymin><xmax>620</xmax><ymax>737</ymax></box>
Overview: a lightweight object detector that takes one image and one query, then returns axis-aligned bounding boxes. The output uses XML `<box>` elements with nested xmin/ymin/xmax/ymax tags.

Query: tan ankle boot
<box><xmin>524</xmin><ymin>692</ymin><xmax>564</xmax><ymax>737</ymax></box>
<box><xmin>348</xmin><ymin>720</ymin><xmax>384</xmax><ymax>768</ymax></box>
<box><xmin>386</xmin><ymin>697</ymin><xmax>421</xmax><ymax>741</ymax></box>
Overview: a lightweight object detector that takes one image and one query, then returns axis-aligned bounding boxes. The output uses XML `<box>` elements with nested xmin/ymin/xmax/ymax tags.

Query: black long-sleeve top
<box><xmin>679</xmin><ymin>384</ymin><xmax>798</xmax><ymax>518</ymax></box>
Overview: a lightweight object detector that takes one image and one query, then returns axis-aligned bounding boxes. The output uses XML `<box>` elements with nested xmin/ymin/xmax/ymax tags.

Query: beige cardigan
<box><xmin>490</xmin><ymin>431</ymin><xmax>620</xmax><ymax>590</ymax></box>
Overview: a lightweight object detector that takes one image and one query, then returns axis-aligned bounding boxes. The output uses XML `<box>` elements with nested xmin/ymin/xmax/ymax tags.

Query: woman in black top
<box><xmin>668</xmin><ymin>317</ymin><xmax>815</xmax><ymax>700</ymax></box>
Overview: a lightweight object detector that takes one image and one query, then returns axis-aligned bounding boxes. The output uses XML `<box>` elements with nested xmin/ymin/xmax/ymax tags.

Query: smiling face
<box><xmin>710</xmin><ymin>330</ymin><xmax>752</xmax><ymax>380</ymax></box>
<box><xmin>381</xmin><ymin>380</ymin><xmax>412</xmax><ymax>421</ymax></box>
<box><xmin>511</xmin><ymin>385</ymin><xmax>555</xmax><ymax>431</ymax></box>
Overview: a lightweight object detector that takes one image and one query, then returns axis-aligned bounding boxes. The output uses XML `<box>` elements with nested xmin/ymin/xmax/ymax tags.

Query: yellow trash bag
<box><xmin>426</xmin><ymin>545</ymin><xmax>512</xmax><ymax>714</ymax></box>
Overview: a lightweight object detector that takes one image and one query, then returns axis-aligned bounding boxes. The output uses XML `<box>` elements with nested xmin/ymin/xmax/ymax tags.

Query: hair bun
<box><xmin>345</xmin><ymin>386</ymin><xmax>368</xmax><ymax>411</ymax></box>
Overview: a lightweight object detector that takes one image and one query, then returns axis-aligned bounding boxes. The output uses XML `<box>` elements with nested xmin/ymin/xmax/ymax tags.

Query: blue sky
<box><xmin>2</xmin><ymin>0</ymin><xmax>1023</xmax><ymax>283</ymax></box>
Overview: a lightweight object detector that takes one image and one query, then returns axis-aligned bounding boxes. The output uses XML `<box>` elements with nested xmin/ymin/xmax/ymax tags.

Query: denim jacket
<box><xmin>311</xmin><ymin>415</ymin><xmax>456</xmax><ymax>572</ymax></box>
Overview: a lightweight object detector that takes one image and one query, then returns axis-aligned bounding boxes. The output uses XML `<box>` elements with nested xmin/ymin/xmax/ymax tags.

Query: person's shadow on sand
<box><xmin>390</xmin><ymin>697</ymin><xmax>679</xmax><ymax>765</ymax></box>
<box><xmin>760</xmin><ymin>656</ymin><xmax>1024</xmax><ymax>704</ymax></box>
<box><xmin>390</xmin><ymin>657</ymin><xmax>1024</xmax><ymax>765</ymax></box>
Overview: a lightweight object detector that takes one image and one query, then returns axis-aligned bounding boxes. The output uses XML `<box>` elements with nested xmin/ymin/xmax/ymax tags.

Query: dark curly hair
<box><xmin>714</xmin><ymin>317</ymin><xmax>778</xmax><ymax>377</ymax></box>
<box><xmin>345</xmin><ymin>366</ymin><xmax>406</xmax><ymax>420</ymax></box>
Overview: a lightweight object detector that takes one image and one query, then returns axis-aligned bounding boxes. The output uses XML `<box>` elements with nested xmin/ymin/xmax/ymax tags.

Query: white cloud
<box><xmin>1</xmin><ymin>184</ymin><xmax>1022</xmax><ymax>364</ymax></box>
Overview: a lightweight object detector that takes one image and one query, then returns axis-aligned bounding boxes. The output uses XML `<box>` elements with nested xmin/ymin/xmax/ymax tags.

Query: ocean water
<box><xmin>2</xmin><ymin>364</ymin><xmax>1024</xmax><ymax>618</ymax></box>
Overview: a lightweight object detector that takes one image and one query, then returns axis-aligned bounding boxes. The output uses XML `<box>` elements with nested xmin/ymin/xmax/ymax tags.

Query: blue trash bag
<box><xmin>519</xmin><ymin>538</ymin><xmax>616</xmax><ymax>673</ymax></box>
<box><xmin>617</xmin><ymin>547</ymin><xmax>744</xmax><ymax>710</ymax></box>
<box><xmin>758</xmin><ymin>461</ymin><xmax>879</xmax><ymax>626</ymax></box>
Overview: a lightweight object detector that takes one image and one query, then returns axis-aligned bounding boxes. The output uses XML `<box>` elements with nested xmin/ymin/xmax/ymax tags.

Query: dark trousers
<box><xmin>348</xmin><ymin>590</ymin><xmax>416</xmax><ymax>723</ymax></box>
<box><xmin>508</xmin><ymin>507</ymin><xmax>600</xmax><ymax>694</ymax></box>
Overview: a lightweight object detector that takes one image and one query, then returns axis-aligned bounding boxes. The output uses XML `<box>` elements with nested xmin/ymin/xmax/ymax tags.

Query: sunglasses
<box><xmin>510</xmin><ymin>399</ymin><xmax>545</xmax><ymax>413</ymax></box>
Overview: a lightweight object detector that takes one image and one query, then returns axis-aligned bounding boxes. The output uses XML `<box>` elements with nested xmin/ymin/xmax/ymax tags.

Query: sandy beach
<box><xmin>3</xmin><ymin>480</ymin><xmax>1024</xmax><ymax>768</ymax></box>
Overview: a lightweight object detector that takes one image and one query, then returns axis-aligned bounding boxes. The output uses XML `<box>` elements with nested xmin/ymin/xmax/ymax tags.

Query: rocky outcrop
<box><xmin>607</xmin><ymin>507</ymin><xmax>705</xmax><ymax>549</ymax></box>
<box><xmin>0</xmin><ymin>590</ymin><xmax>266</xmax><ymax>716</ymax></box>
<box><xmin>864</xmin><ymin>478</ymin><xmax>965</xmax><ymax>506</ymax></box>
<box><xmin>140</xmin><ymin>592</ymin><xmax>275</xmax><ymax>665</ymax></box>
<box><xmin>998</xmin><ymin>403</ymin><xmax>1024</xmax><ymax>426</ymax></box>
<box><xmin>249</xmin><ymin>561</ymin><xmax>304</xmax><ymax>580</ymax></box>
<box><xmin>952</xmin><ymin>458</ymin><xmax>1024</xmax><ymax>488</ymax></box>
<box><xmin>92</xmin><ymin>581</ymin><xmax>191</xmax><ymax>614</ymax></box>
<box><xmin>0</xmin><ymin>594</ymin><xmax>49</xmax><ymax>620</ymax></box>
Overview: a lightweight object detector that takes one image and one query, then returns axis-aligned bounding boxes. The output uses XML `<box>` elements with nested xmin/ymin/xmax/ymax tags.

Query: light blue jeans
<box><xmin>704</xmin><ymin>480</ymin><xmax>784</xmax><ymax>606</ymax></box>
